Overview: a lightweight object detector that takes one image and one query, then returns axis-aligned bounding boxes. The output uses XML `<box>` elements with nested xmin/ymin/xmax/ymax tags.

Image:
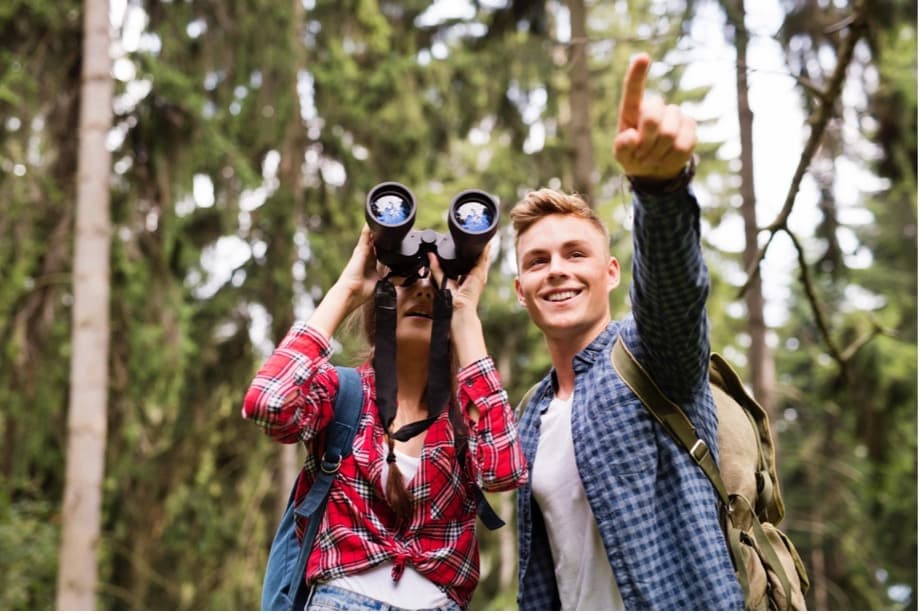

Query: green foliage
<box><xmin>0</xmin><ymin>487</ymin><xmax>59</xmax><ymax>610</ymax></box>
<box><xmin>773</xmin><ymin>3</ymin><xmax>918</xmax><ymax>608</ymax></box>
<box><xmin>0</xmin><ymin>0</ymin><xmax>915</xmax><ymax>610</ymax></box>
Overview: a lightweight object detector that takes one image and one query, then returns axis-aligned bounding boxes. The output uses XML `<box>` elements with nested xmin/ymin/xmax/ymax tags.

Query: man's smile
<box><xmin>542</xmin><ymin>289</ymin><xmax>582</xmax><ymax>303</ymax></box>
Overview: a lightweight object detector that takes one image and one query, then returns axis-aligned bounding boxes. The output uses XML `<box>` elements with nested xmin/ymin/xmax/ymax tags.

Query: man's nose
<box><xmin>547</xmin><ymin>253</ymin><xmax>569</xmax><ymax>278</ymax></box>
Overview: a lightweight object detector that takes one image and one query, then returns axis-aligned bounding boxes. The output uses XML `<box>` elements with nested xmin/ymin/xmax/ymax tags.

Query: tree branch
<box><xmin>786</xmin><ymin>229</ymin><xmax>848</xmax><ymax>374</ymax></box>
<box><xmin>738</xmin><ymin>0</ymin><xmax>868</xmax><ymax>298</ymax></box>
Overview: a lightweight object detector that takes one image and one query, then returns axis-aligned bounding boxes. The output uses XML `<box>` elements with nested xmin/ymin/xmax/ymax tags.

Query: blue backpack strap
<box><xmin>455</xmin><ymin>446</ymin><xmax>505</xmax><ymax>530</ymax></box>
<box><xmin>260</xmin><ymin>480</ymin><xmax>300</xmax><ymax>610</ymax></box>
<box><xmin>475</xmin><ymin>488</ymin><xmax>505</xmax><ymax>530</ymax></box>
<box><xmin>285</xmin><ymin>366</ymin><xmax>363</xmax><ymax>610</ymax></box>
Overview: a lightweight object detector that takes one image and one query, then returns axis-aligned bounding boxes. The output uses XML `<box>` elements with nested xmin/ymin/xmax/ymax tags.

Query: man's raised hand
<box><xmin>613</xmin><ymin>53</ymin><xmax>697</xmax><ymax>180</ymax></box>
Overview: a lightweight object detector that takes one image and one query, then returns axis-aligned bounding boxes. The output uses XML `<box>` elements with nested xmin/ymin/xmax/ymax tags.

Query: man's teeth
<box><xmin>547</xmin><ymin>290</ymin><xmax>578</xmax><ymax>302</ymax></box>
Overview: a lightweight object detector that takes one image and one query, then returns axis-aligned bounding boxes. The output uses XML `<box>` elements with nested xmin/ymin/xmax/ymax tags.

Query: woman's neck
<box><xmin>393</xmin><ymin>347</ymin><xmax>429</xmax><ymax>419</ymax></box>
<box><xmin>391</xmin><ymin>363</ymin><xmax>429</xmax><ymax>458</ymax></box>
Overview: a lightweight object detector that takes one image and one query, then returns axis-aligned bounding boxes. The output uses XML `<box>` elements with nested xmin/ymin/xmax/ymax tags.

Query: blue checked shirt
<box><xmin>516</xmin><ymin>186</ymin><xmax>744</xmax><ymax>610</ymax></box>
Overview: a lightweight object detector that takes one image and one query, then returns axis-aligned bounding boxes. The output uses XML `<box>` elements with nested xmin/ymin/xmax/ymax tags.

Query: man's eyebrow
<box><xmin>519</xmin><ymin>246</ymin><xmax>548</xmax><ymax>259</ymax></box>
<box><xmin>560</xmin><ymin>238</ymin><xmax>593</xmax><ymax>249</ymax></box>
<box><xmin>521</xmin><ymin>238</ymin><xmax>594</xmax><ymax>256</ymax></box>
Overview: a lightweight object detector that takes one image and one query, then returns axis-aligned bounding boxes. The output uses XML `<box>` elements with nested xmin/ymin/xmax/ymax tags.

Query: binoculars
<box><xmin>365</xmin><ymin>182</ymin><xmax>499</xmax><ymax>279</ymax></box>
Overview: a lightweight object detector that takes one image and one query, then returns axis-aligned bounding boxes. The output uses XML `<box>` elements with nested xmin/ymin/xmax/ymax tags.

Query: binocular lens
<box><xmin>369</xmin><ymin>193</ymin><xmax>414</xmax><ymax>225</ymax></box>
<box><xmin>366</xmin><ymin>182</ymin><xmax>497</xmax><ymax>278</ymax></box>
<box><xmin>452</xmin><ymin>200</ymin><xmax>494</xmax><ymax>233</ymax></box>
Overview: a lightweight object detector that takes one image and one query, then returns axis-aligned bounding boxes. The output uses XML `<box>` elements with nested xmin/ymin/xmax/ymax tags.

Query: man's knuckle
<box><xmin>660</xmin><ymin>127</ymin><xmax>679</xmax><ymax>141</ymax></box>
<box><xmin>641</xmin><ymin>116</ymin><xmax>659</xmax><ymax>131</ymax></box>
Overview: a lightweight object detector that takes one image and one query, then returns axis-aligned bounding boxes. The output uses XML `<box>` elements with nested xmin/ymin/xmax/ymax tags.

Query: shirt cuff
<box><xmin>457</xmin><ymin>357</ymin><xmax>504</xmax><ymax>412</ymax></box>
<box><xmin>277</xmin><ymin>322</ymin><xmax>334</xmax><ymax>359</ymax></box>
<box><xmin>628</xmin><ymin>157</ymin><xmax>697</xmax><ymax>197</ymax></box>
<box><xmin>632</xmin><ymin>182</ymin><xmax>701</xmax><ymax>223</ymax></box>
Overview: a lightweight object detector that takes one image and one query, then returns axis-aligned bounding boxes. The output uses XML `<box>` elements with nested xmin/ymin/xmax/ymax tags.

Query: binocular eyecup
<box><xmin>365</xmin><ymin>181</ymin><xmax>498</xmax><ymax>279</ymax></box>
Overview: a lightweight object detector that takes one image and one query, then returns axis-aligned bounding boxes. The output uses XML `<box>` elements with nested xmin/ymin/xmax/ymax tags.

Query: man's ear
<box><xmin>607</xmin><ymin>257</ymin><xmax>621</xmax><ymax>291</ymax></box>
<box><xmin>514</xmin><ymin>277</ymin><xmax>526</xmax><ymax>306</ymax></box>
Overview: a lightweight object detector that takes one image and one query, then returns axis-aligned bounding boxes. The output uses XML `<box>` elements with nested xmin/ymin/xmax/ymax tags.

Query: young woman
<box><xmin>242</xmin><ymin>226</ymin><xmax>527</xmax><ymax>611</ymax></box>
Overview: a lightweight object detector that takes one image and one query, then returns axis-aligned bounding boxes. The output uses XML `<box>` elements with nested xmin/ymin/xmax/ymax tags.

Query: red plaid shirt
<box><xmin>242</xmin><ymin>324</ymin><xmax>527</xmax><ymax>607</ymax></box>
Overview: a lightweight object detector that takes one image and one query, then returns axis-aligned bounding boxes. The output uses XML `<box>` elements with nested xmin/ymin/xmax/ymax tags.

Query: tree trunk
<box><xmin>725</xmin><ymin>0</ymin><xmax>776</xmax><ymax>419</ymax></box>
<box><xmin>270</xmin><ymin>0</ymin><xmax>309</xmax><ymax>519</ymax></box>
<box><xmin>566</xmin><ymin>0</ymin><xmax>595</xmax><ymax>205</ymax></box>
<box><xmin>56</xmin><ymin>0</ymin><xmax>113</xmax><ymax>609</ymax></box>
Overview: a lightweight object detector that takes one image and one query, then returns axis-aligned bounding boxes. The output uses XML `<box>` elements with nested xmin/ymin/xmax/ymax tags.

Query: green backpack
<box><xmin>516</xmin><ymin>337</ymin><xmax>810</xmax><ymax>610</ymax></box>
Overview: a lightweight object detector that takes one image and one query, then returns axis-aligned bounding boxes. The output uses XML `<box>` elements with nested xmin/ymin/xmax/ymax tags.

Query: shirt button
<box><xmin>465</xmin><ymin>378</ymin><xmax>473</xmax><ymax>386</ymax></box>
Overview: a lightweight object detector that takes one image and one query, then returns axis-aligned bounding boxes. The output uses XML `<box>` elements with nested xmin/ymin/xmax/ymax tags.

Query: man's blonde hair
<box><xmin>510</xmin><ymin>188</ymin><xmax>609</xmax><ymax>247</ymax></box>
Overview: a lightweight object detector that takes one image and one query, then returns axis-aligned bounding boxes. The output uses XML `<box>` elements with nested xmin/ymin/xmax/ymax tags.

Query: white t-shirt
<box><xmin>326</xmin><ymin>446</ymin><xmax>453</xmax><ymax>610</ymax></box>
<box><xmin>532</xmin><ymin>394</ymin><xmax>625</xmax><ymax>610</ymax></box>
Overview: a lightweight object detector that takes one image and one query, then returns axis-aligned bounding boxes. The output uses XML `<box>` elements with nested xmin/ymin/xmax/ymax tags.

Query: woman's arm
<box><xmin>242</xmin><ymin>227</ymin><xmax>379</xmax><ymax>442</ymax></box>
<box><xmin>428</xmin><ymin>248</ymin><xmax>527</xmax><ymax>491</ymax></box>
<box><xmin>241</xmin><ymin>325</ymin><xmax>338</xmax><ymax>443</ymax></box>
<box><xmin>456</xmin><ymin>358</ymin><xmax>528</xmax><ymax>492</ymax></box>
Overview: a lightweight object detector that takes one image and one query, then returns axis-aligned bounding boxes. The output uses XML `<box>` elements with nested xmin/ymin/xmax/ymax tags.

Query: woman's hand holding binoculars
<box><xmin>335</xmin><ymin>225</ymin><xmax>381</xmax><ymax>311</ymax></box>
<box><xmin>429</xmin><ymin>248</ymin><xmax>491</xmax><ymax>371</ymax></box>
<box><xmin>306</xmin><ymin>226</ymin><xmax>379</xmax><ymax>340</ymax></box>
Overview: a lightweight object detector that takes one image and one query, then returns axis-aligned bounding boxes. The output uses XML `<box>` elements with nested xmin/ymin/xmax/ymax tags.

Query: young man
<box><xmin>511</xmin><ymin>53</ymin><xmax>744</xmax><ymax>610</ymax></box>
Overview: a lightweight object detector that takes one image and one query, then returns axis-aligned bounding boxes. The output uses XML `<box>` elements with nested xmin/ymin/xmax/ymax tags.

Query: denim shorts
<box><xmin>305</xmin><ymin>583</ymin><xmax>461</xmax><ymax>611</ymax></box>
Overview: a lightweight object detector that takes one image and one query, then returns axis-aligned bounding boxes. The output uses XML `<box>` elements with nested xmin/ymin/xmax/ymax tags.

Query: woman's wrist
<box><xmin>331</xmin><ymin>278</ymin><xmax>370</xmax><ymax>313</ymax></box>
<box><xmin>451</xmin><ymin>310</ymin><xmax>488</xmax><ymax>366</ymax></box>
<box><xmin>308</xmin><ymin>282</ymin><xmax>364</xmax><ymax>339</ymax></box>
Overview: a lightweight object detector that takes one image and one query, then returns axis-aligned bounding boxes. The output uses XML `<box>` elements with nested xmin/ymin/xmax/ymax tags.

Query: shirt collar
<box><xmin>537</xmin><ymin>320</ymin><xmax>621</xmax><ymax>414</ymax></box>
<box><xmin>571</xmin><ymin>320</ymin><xmax>620</xmax><ymax>373</ymax></box>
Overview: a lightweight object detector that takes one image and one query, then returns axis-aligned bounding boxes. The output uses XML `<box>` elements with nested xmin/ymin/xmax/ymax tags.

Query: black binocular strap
<box><xmin>373</xmin><ymin>279</ymin><xmax>400</xmax><ymax>436</ymax></box>
<box><xmin>372</xmin><ymin>276</ymin><xmax>505</xmax><ymax>531</ymax></box>
<box><xmin>373</xmin><ymin>276</ymin><xmax>453</xmax><ymax>442</ymax></box>
<box><xmin>423</xmin><ymin>280</ymin><xmax>453</xmax><ymax>432</ymax></box>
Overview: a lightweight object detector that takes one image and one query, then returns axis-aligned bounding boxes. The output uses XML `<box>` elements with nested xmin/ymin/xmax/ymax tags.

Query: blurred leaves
<box><xmin>0</xmin><ymin>0</ymin><xmax>915</xmax><ymax>609</ymax></box>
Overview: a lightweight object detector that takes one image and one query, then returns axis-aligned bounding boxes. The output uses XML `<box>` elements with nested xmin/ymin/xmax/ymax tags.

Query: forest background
<box><xmin>0</xmin><ymin>0</ymin><xmax>916</xmax><ymax>610</ymax></box>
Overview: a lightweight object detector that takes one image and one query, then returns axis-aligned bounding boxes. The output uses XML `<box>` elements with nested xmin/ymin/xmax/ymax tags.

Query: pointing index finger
<box><xmin>617</xmin><ymin>53</ymin><xmax>651</xmax><ymax>132</ymax></box>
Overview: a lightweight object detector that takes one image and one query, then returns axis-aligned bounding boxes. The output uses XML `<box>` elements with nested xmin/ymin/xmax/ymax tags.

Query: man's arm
<box><xmin>613</xmin><ymin>53</ymin><xmax>710</xmax><ymax>403</ymax></box>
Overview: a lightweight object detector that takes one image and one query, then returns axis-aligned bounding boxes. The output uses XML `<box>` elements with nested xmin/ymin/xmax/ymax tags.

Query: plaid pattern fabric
<box><xmin>516</xmin><ymin>187</ymin><xmax>744</xmax><ymax>610</ymax></box>
<box><xmin>243</xmin><ymin>326</ymin><xmax>527</xmax><ymax>608</ymax></box>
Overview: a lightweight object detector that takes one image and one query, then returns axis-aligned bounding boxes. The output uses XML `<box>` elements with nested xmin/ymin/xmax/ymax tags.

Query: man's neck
<box><xmin>545</xmin><ymin>318</ymin><xmax>611</xmax><ymax>399</ymax></box>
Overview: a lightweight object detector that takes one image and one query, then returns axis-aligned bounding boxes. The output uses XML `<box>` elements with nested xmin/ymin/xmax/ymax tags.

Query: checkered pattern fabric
<box><xmin>243</xmin><ymin>326</ymin><xmax>527</xmax><ymax>608</ymax></box>
<box><xmin>516</xmin><ymin>187</ymin><xmax>744</xmax><ymax>610</ymax></box>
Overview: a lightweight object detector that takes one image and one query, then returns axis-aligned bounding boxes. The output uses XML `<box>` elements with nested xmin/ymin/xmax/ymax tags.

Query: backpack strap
<box><xmin>287</xmin><ymin>366</ymin><xmax>363</xmax><ymax>609</ymax></box>
<box><xmin>472</xmin><ymin>480</ymin><xmax>505</xmax><ymax>530</ymax></box>
<box><xmin>454</xmin><ymin>436</ymin><xmax>505</xmax><ymax>530</ymax></box>
<box><xmin>514</xmin><ymin>382</ymin><xmax>541</xmax><ymax>423</ymax></box>
<box><xmin>610</xmin><ymin>336</ymin><xmax>730</xmax><ymax>506</ymax></box>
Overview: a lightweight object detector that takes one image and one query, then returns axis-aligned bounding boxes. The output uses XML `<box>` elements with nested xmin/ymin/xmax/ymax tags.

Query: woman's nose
<box><xmin>413</xmin><ymin>277</ymin><xmax>434</xmax><ymax>299</ymax></box>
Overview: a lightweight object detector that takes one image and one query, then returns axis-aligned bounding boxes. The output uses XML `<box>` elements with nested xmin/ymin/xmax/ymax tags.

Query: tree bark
<box><xmin>725</xmin><ymin>0</ymin><xmax>776</xmax><ymax>419</ymax></box>
<box><xmin>56</xmin><ymin>0</ymin><xmax>114</xmax><ymax>609</ymax></box>
<box><xmin>566</xmin><ymin>0</ymin><xmax>595</xmax><ymax>205</ymax></box>
<box><xmin>274</xmin><ymin>0</ymin><xmax>309</xmax><ymax>518</ymax></box>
